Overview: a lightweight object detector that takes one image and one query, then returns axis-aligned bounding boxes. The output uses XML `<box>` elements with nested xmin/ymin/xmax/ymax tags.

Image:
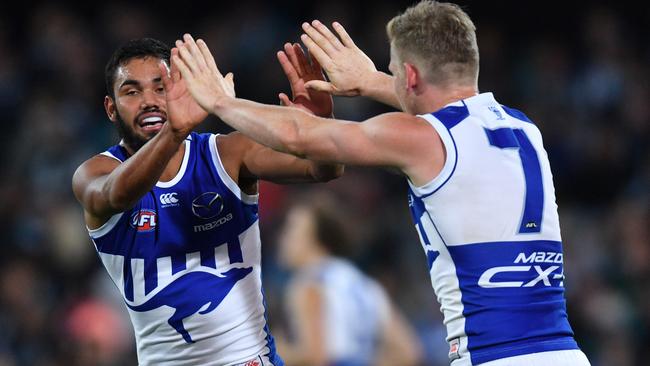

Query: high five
<box><xmin>173</xmin><ymin>1</ymin><xmax>590</xmax><ymax>365</ymax></box>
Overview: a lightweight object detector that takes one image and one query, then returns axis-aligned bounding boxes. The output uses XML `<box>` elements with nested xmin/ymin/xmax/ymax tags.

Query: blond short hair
<box><xmin>387</xmin><ymin>1</ymin><xmax>479</xmax><ymax>85</ymax></box>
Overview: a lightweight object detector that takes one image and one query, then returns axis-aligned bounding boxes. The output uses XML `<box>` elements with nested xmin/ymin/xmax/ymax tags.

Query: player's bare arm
<box><xmin>214</xmin><ymin>40</ymin><xmax>343</xmax><ymax>189</ymax></box>
<box><xmin>284</xmin><ymin>282</ymin><xmax>328</xmax><ymax>366</ymax></box>
<box><xmin>173</xmin><ymin>34</ymin><xmax>443</xmax><ymax>186</ymax></box>
<box><xmin>217</xmin><ymin>133</ymin><xmax>343</xmax><ymax>189</ymax></box>
<box><xmin>377</xmin><ymin>304</ymin><xmax>423</xmax><ymax>366</ymax></box>
<box><xmin>300</xmin><ymin>20</ymin><xmax>401</xmax><ymax>110</ymax></box>
<box><xmin>72</xmin><ymin>49</ymin><xmax>210</xmax><ymax>228</ymax></box>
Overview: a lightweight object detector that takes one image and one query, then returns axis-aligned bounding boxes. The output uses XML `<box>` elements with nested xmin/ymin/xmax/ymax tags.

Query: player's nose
<box><xmin>140</xmin><ymin>89</ymin><xmax>163</xmax><ymax>109</ymax></box>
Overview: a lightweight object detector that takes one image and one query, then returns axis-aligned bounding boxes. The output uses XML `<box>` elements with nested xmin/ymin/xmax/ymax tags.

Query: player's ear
<box><xmin>104</xmin><ymin>95</ymin><xmax>118</xmax><ymax>122</ymax></box>
<box><xmin>404</xmin><ymin>62</ymin><xmax>420</xmax><ymax>93</ymax></box>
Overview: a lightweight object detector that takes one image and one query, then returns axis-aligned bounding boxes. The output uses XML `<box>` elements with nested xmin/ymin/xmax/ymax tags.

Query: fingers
<box><xmin>300</xmin><ymin>33</ymin><xmax>332</xmax><ymax>70</ymax></box>
<box><xmin>310</xmin><ymin>20</ymin><xmax>344</xmax><ymax>50</ymax></box>
<box><xmin>176</xmin><ymin>34</ymin><xmax>226</xmax><ymax>84</ymax></box>
<box><xmin>196</xmin><ymin>38</ymin><xmax>222</xmax><ymax>77</ymax></box>
<box><xmin>170</xmin><ymin>48</ymin><xmax>182</xmax><ymax>82</ymax></box>
<box><xmin>277</xmin><ymin>50</ymin><xmax>301</xmax><ymax>88</ymax></box>
<box><xmin>304</xmin><ymin>80</ymin><xmax>337</xmax><ymax>94</ymax></box>
<box><xmin>302</xmin><ymin>22</ymin><xmax>338</xmax><ymax>56</ymax></box>
<box><xmin>224</xmin><ymin>72</ymin><xmax>235</xmax><ymax>97</ymax></box>
<box><xmin>332</xmin><ymin>22</ymin><xmax>355</xmax><ymax>48</ymax></box>
<box><xmin>283</xmin><ymin>43</ymin><xmax>305</xmax><ymax>77</ymax></box>
<box><xmin>278</xmin><ymin>93</ymin><xmax>293</xmax><ymax>107</ymax></box>
<box><xmin>224</xmin><ymin>72</ymin><xmax>234</xmax><ymax>86</ymax></box>
<box><xmin>171</xmin><ymin>52</ymin><xmax>193</xmax><ymax>82</ymax></box>
<box><xmin>307</xmin><ymin>48</ymin><xmax>326</xmax><ymax>80</ymax></box>
<box><xmin>292</xmin><ymin>43</ymin><xmax>310</xmax><ymax>76</ymax></box>
<box><xmin>158</xmin><ymin>60</ymin><xmax>172</xmax><ymax>90</ymax></box>
<box><xmin>175</xmin><ymin>39</ymin><xmax>201</xmax><ymax>75</ymax></box>
<box><xmin>181</xmin><ymin>34</ymin><xmax>209</xmax><ymax>71</ymax></box>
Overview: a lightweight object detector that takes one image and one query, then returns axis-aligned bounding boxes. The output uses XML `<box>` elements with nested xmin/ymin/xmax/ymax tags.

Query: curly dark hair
<box><xmin>104</xmin><ymin>38</ymin><xmax>170</xmax><ymax>98</ymax></box>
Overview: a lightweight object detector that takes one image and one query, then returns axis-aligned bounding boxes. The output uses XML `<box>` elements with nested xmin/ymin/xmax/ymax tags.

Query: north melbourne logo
<box><xmin>488</xmin><ymin>105</ymin><xmax>505</xmax><ymax>120</ymax></box>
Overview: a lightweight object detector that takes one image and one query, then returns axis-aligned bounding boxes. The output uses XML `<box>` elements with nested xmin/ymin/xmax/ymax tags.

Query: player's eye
<box><xmin>125</xmin><ymin>90</ymin><xmax>139</xmax><ymax>96</ymax></box>
<box><xmin>156</xmin><ymin>87</ymin><xmax>165</xmax><ymax>94</ymax></box>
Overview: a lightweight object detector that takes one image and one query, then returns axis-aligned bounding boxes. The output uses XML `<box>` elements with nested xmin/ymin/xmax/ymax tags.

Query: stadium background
<box><xmin>0</xmin><ymin>1</ymin><xmax>647</xmax><ymax>365</ymax></box>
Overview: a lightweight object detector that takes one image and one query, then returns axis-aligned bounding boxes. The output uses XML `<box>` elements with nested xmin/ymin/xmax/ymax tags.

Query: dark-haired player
<box><xmin>72</xmin><ymin>38</ymin><xmax>341</xmax><ymax>365</ymax></box>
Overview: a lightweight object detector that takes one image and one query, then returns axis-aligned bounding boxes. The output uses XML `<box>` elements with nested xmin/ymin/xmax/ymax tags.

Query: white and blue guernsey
<box><xmin>408</xmin><ymin>93</ymin><xmax>579</xmax><ymax>365</ymax></box>
<box><xmin>87</xmin><ymin>132</ymin><xmax>282</xmax><ymax>366</ymax></box>
<box><xmin>291</xmin><ymin>258</ymin><xmax>390</xmax><ymax>366</ymax></box>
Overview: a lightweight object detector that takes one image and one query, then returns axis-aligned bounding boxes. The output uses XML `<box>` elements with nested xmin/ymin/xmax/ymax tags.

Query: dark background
<box><xmin>0</xmin><ymin>1</ymin><xmax>648</xmax><ymax>365</ymax></box>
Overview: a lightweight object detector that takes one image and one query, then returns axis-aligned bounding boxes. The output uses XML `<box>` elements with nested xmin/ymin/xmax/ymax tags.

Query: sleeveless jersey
<box><xmin>87</xmin><ymin>133</ymin><xmax>282</xmax><ymax>366</ymax></box>
<box><xmin>290</xmin><ymin>258</ymin><xmax>390</xmax><ymax>366</ymax></box>
<box><xmin>407</xmin><ymin>93</ymin><xmax>578</xmax><ymax>365</ymax></box>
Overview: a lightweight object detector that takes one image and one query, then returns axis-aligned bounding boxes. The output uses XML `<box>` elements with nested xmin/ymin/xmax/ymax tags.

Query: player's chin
<box><xmin>132</xmin><ymin>129</ymin><xmax>159</xmax><ymax>148</ymax></box>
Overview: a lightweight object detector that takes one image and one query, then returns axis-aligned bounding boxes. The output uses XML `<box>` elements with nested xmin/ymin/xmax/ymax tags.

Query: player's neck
<box><xmin>415</xmin><ymin>84</ymin><xmax>478</xmax><ymax>114</ymax></box>
<box><xmin>120</xmin><ymin>139</ymin><xmax>186</xmax><ymax>182</ymax></box>
<box><xmin>159</xmin><ymin>143</ymin><xmax>187</xmax><ymax>182</ymax></box>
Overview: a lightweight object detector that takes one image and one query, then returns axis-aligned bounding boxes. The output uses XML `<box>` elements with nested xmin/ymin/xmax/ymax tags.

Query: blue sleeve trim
<box><xmin>501</xmin><ymin>105</ymin><xmax>534</xmax><ymax>124</ymax></box>
<box><xmin>106</xmin><ymin>144</ymin><xmax>128</xmax><ymax>161</ymax></box>
<box><xmin>432</xmin><ymin>104</ymin><xmax>470</xmax><ymax>130</ymax></box>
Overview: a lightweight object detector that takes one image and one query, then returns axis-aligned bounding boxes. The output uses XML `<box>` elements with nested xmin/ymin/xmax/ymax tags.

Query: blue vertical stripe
<box><xmin>144</xmin><ymin>257</ymin><xmax>158</xmax><ymax>295</ymax></box>
<box><xmin>201</xmin><ymin>249</ymin><xmax>216</xmax><ymax>268</ymax></box>
<box><xmin>228</xmin><ymin>238</ymin><xmax>243</xmax><ymax>264</ymax></box>
<box><xmin>171</xmin><ymin>254</ymin><xmax>186</xmax><ymax>274</ymax></box>
<box><xmin>513</xmin><ymin>129</ymin><xmax>544</xmax><ymax>233</ymax></box>
<box><xmin>123</xmin><ymin>259</ymin><xmax>134</xmax><ymax>301</ymax></box>
<box><xmin>484</xmin><ymin>128</ymin><xmax>544</xmax><ymax>233</ymax></box>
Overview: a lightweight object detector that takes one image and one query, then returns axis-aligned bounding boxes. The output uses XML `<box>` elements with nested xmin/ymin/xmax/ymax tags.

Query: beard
<box><xmin>115</xmin><ymin>110</ymin><xmax>151</xmax><ymax>152</ymax></box>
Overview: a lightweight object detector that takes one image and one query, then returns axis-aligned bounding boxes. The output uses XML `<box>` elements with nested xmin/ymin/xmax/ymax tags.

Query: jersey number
<box><xmin>484</xmin><ymin>128</ymin><xmax>543</xmax><ymax>233</ymax></box>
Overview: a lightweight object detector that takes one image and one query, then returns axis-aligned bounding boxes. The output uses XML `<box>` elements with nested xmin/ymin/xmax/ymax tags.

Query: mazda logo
<box><xmin>191</xmin><ymin>192</ymin><xmax>224</xmax><ymax>219</ymax></box>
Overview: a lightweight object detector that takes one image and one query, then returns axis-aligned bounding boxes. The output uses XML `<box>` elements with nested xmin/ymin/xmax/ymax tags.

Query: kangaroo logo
<box><xmin>126</xmin><ymin>266</ymin><xmax>253</xmax><ymax>343</ymax></box>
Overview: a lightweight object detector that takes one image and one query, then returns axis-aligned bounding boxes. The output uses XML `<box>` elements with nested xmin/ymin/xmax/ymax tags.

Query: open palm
<box><xmin>160</xmin><ymin>49</ymin><xmax>208</xmax><ymax>131</ymax></box>
<box><xmin>277</xmin><ymin>43</ymin><xmax>333</xmax><ymax>117</ymax></box>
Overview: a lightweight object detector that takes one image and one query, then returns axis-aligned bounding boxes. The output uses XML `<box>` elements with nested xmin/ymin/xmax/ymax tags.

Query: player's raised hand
<box><xmin>173</xmin><ymin>34</ymin><xmax>235</xmax><ymax>114</ymax></box>
<box><xmin>159</xmin><ymin>47</ymin><xmax>209</xmax><ymax>134</ymax></box>
<box><xmin>300</xmin><ymin>21</ymin><xmax>377</xmax><ymax>97</ymax></box>
<box><xmin>277</xmin><ymin>42</ymin><xmax>333</xmax><ymax>117</ymax></box>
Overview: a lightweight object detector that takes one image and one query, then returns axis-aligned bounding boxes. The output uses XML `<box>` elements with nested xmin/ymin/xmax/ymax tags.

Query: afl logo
<box><xmin>130</xmin><ymin>209</ymin><xmax>157</xmax><ymax>232</ymax></box>
<box><xmin>191</xmin><ymin>192</ymin><xmax>224</xmax><ymax>219</ymax></box>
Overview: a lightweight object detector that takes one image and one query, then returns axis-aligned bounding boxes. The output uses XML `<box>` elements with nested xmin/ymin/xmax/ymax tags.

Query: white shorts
<box><xmin>478</xmin><ymin>350</ymin><xmax>591</xmax><ymax>366</ymax></box>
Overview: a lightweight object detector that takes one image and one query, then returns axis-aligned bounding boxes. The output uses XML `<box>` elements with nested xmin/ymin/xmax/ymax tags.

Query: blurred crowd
<box><xmin>0</xmin><ymin>1</ymin><xmax>647</xmax><ymax>365</ymax></box>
